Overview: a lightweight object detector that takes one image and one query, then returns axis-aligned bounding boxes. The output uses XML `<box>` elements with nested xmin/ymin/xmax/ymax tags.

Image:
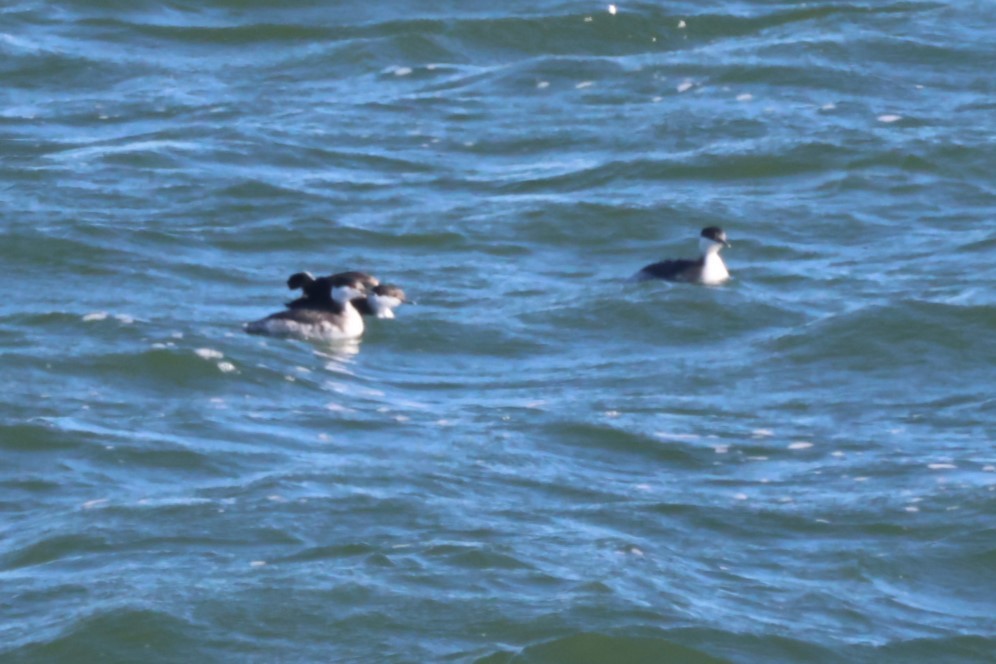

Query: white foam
<box><xmin>608</xmin><ymin>4</ymin><xmax>617</xmax><ymax>15</ymax></box>
<box><xmin>82</xmin><ymin>312</ymin><xmax>108</xmax><ymax>322</ymax></box>
<box><xmin>114</xmin><ymin>314</ymin><xmax>134</xmax><ymax>324</ymax></box>
<box><xmin>82</xmin><ymin>499</ymin><xmax>108</xmax><ymax>510</ymax></box>
<box><xmin>878</xmin><ymin>114</ymin><xmax>902</xmax><ymax>123</ymax></box>
<box><xmin>195</xmin><ymin>348</ymin><xmax>224</xmax><ymax>360</ymax></box>
<box><xmin>677</xmin><ymin>19</ymin><xmax>686</xmax><ymax>28</ymax></box>
<box><xmin>928</xmin><ymin>463</ymin><xmax>956</xmax><ymax>470</ymax></box>
<box><xmin>736</xmin><ymin>93</ymin><xmax>753</xmax><ymax>102</ymax></box>
<box><xmin>677</xmin><ymin>80</ymin><xmax>694</xmax><ymax>93</ymax></box>
<box><xmin>576</xmin><ymin>81</ymin><xmax>594</xmax><ymax>89</ymax></box>
<box><xmin>656</xmin><ymin>431</ymin><xmax>701</xmax><ymax>441</ymax></box>
<box><xmin>788</xmin><ymin>441</ymin><xmax>814</xmax><ymax>450</ymax></box>
<box><xmin>537</xmin><ymin>81</ymin><xmax>550</xmax><ymax>89</ymax></box>
<box><xmin>820</xmin><ymin>102</ymin><xmax>836</xmax><ymax>111</ymax></box>
<box><xmin>393</xmin><ymin>66</ymin><xmax>413</xmax><ymax>77</ymax></box>
<box><xmin>249</xmin><ymin>560</ymin><xmax>267</xmax><ymax>568</ymax></box>
<box><xmin>983</xmin><ymin>465</ymin><xmax>995</xmax><ymax>472</ymax></box>
<box><xmin>713</xmin><ymin>445</ymin><xmax>730</xmax><ymax>454</ymax></box>
<box><xmin>217</xmin><ymin>362</ymin><xmax>236</xmax><ymax>373</ymax></box>
<box><xmin>751</xmin><ymin>428</ymin><xmax>774</xmax><ymax>438</ymax></box>
<box><xmin>733</xmin><ymin>493</ymin><xmax>748</xmax><ymax>501</ymax></box>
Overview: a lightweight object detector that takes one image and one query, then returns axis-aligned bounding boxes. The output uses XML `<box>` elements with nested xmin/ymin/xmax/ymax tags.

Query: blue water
<box><xmin>1</xmin><ymin>1</ymin><xmax>994</xmax><ymax>662</ymax></box>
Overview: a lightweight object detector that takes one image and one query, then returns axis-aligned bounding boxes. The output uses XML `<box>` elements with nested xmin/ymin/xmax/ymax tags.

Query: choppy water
<box><xmin>2</xmin><ymin>1</ymin><xmax>995</xmax><ymax>662</ymax></box>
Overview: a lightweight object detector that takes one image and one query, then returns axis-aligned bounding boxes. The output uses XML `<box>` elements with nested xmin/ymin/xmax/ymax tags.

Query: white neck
<box><xmin>700</xmin><ymin>251</ymin><xmax>729</xmax><ymax>284</ymax></box>
<box><xmin>337</xmin><ymin>299</ymin><xmax>366</xmax><ymax>337</ymax></box>
<box><xmin>368</xmin><ymin>294</ymin><xmax>401</xmax><ymax>319</ymax></box>
<box><xmin>699</xmin><ymin>237</ymin><xmax>724</xmax><ymax>256</ymax></box>
<box><xmin>331</xmin><ymin>285</ymin><xmax>363</xmax><ymax>304</ymax></box>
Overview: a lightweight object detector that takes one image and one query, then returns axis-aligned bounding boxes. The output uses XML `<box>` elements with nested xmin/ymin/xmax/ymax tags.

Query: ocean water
<box><xmin>1</xmin><ymin>0</ymin><xmax>994</xmax><ymax>661</ymax></box>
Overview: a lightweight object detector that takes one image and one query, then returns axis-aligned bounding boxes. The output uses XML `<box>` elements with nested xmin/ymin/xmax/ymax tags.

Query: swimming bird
<box><xmin>632</xmin><ymin>226</ymin><xmax>731</xmax><ymax>285</ymax></box>
<box><xmin>286</xmin><ymin>271</ymin><xmax>405</xmax><ymax>318</ymax></box>
<box><xmin>245</xmin><ymin>273</ymin><xmax>370</xmax><ymax>340</ymax></box>
<box><xmin>284</xmin><ymin>271</ymin><xmax>379</xmax><ymax>308</ymax></box>
<box><xmin>353</xmin><ymin>284</ymin><xmax>407</xmax><ymax>319</ymax></box>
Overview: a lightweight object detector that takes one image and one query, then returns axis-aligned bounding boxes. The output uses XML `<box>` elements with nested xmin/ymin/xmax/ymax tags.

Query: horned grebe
<box><xmin>286</xmin><ymin>272</ymin><xmax>405</xmax><ymax>319</ymax></box>
<box><xmin>245</xmin><ymin>273</ymin><xmax>369</xmax><ymax>340</ymax></box>
<box><xmin>632</xmin><ymin>226</ymin><xmax>731</xmax><ymax>285</ymax></box>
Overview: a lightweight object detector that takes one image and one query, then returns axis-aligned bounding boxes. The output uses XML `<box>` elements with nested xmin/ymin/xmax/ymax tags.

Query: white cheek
<box><xmin>332</xmin><ymin>286</ymin><xmax>364</xmax><ymax>301</ymax></box>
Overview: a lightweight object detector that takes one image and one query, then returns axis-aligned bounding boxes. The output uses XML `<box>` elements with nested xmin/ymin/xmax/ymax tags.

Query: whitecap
<box><xmin>677</xmin><ymin>80</ymin><xmax>694</xmax><ymax>93</ymax></box>
<box><xmin>194</xmin><ymin>348</ymin><xmax>224</xmax><ymax>360</ymax></box>
<box><xmin>656</xmin><ymin>431</ymin><xmax>700</xmax><ymax>441</ymax></box>
<box><xmin>82</xmin><ymin>312</ymin><xmax>108</xmax><ymax>322</ymax></box>
<box><xmin>217</xmin><ymin>362</ymin><xmax>236</xmax><ymax>373</ymax></box>
<box><xmin>877</xmin><ymin>114</ymin><xmax>902</xmax><ymax>123</ymax></box>
<box><xmin>788</xmin><ymin>441</ymin><xmax>813</xmax><ymax>450</ymax></box>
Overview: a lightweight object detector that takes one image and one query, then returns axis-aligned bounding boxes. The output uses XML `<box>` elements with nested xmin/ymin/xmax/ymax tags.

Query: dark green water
<box><xmin>1</xmin><ymin>1</ymin><xmax>994</xmax><ymax>662</ymax></box>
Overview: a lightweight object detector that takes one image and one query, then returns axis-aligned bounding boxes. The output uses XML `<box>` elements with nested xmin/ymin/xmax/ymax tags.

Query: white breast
<box><xmin>367</xmin><ymin>293</ymin><xmax>402</xmax><ymax>319</ymax></box>
<box><xmin>337</xmin><ymin>304</ymin><xmax>366</xmax><ymax>337</ymax></box>
<box><xmin>700</xmin><ymin>254</ymin><xmax>730</xmax><ymax>285</ymax></box>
